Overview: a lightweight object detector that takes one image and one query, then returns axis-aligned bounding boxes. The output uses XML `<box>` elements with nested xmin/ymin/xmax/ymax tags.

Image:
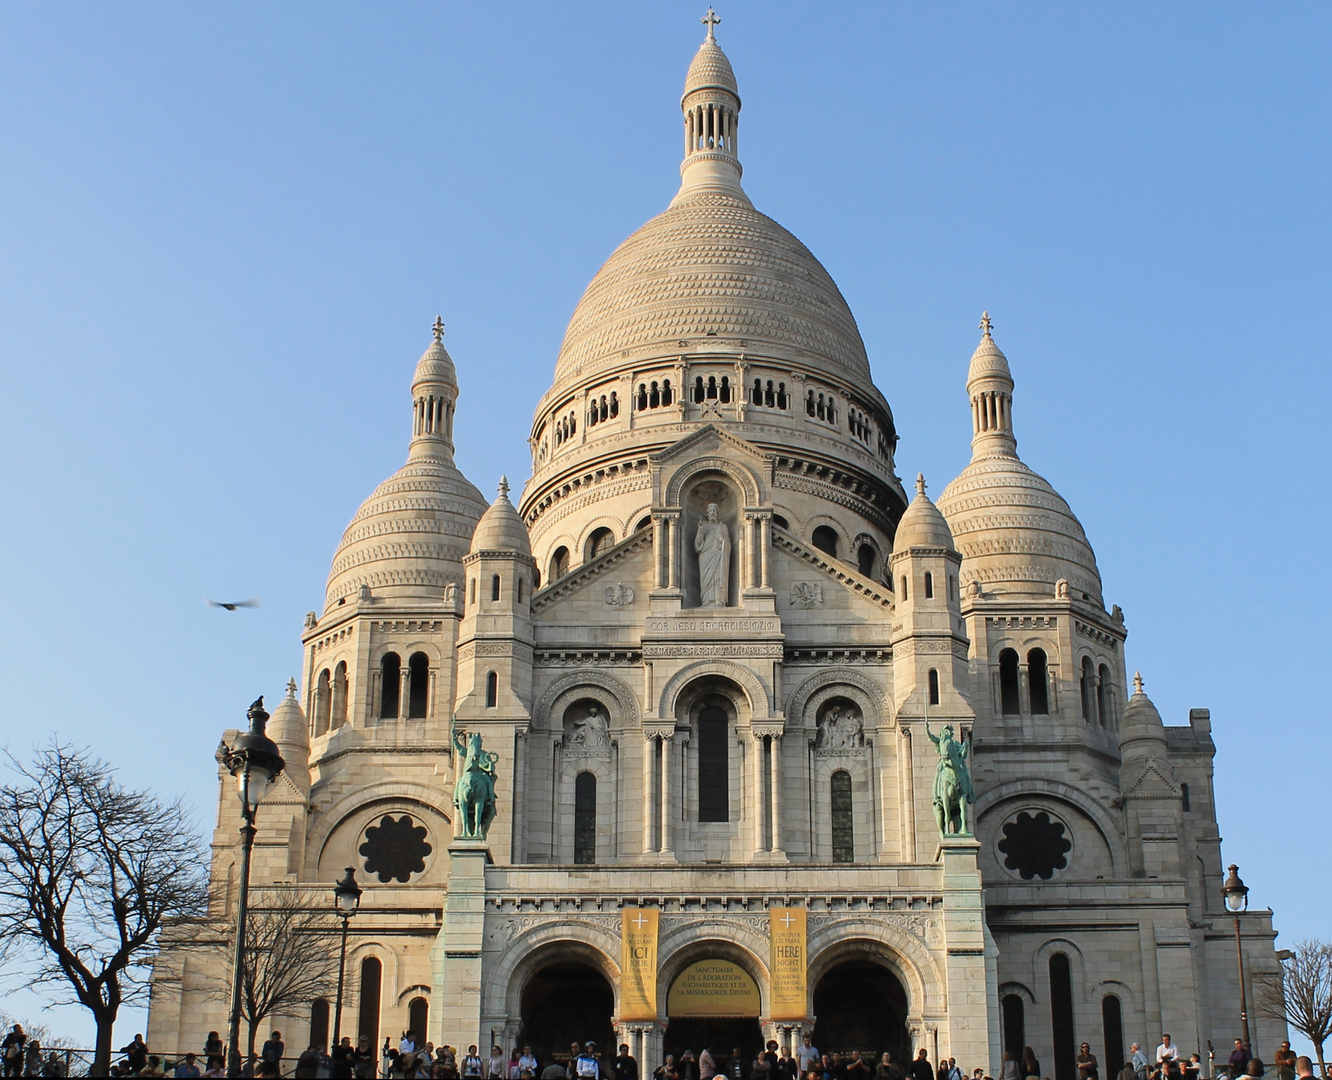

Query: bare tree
<box><xmin>0</xmin><ymin>742</ymin><xmax>209</xmax><ymax>1077</ymax></box>
<box><xmin>212</xmin><ymin>889</ymin><xmax>340</xmax><ymax>1071</ymax></box>
<box><xmin>1258</xmin><ymin>939</ymin><xmax>1332</xmax><ymax>1078</ymax></box>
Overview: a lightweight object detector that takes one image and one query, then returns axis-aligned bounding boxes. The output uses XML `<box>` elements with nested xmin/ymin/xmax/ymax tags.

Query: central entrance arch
<box><xmin>518</xmin><ymin>960</ymin><xmax>614</xmax><ymax>1065</ymax></box>
<box><xmin>811</xmin><ymin>959</ymin><xmax>910</xmax><ymax>1061</ymax></box>
<box><xmin>664</xmin><ymin>960</ymin><xmax>764</xmax><ymax>1074</ymax></box>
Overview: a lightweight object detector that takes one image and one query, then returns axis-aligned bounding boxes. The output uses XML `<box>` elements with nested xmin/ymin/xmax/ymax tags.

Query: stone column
<box><xmin>751</xmin><ymin>731</ymin><xmax>766</xmax><ymax>854</ymax></box>
<box><xmin>654</xmin><ymin>517</ymin><xmax>667</xmax><ymax>588</ymax></box>
<box><xmin>769</xmin><ymin>733</ymin><xmax>783</xmax><ymax>853</ymax></box>
<box><xmin>659</xmin><ymin>732</ymin><xmax>674</xmax><ymax>858</ymax></box>
<box><xmin>642</xmin><ymin>734</ymin><xmax>657</xmax><ymax>854</ymax></box>
<box><xmin>900</xmin><ymin>727</ymin><xmax>917</xmax><ymax>861</ymax></box>
<box><xmin>760</xmin><ymin>515</ymin><xmax>771</xmax><ymax>588</ymax></box>
<box><xmin>399</xmin><ymin>665</ymin><xmax>411</xmax><ymax>721</ymax></box>
<box><xmin>666</xmin><ymin>517</ymin><xmax>679</xmax><ymax>590</ymax></box>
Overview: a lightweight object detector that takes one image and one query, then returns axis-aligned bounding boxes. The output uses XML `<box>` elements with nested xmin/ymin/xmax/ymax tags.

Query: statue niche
<box><xmin>682</xmin><ymin>477</ymin><xmax>737</xmax><ymax>608</ymax></box>
<box><xmin>563</xmin><ymin>700</ymin><xmax>611</xmax><ymax>751</ymax></box>
<box><xmin>815</xmin><ymin>698</ymin><xmax>865</xmax><ymax>750</ymax></box>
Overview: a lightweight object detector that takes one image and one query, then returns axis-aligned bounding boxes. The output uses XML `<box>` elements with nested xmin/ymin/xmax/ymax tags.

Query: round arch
<box><xmin>663</xmin><ymin>457</ymin><xmax>763</xmax><ymax>508</ymax></box>
<box><xmin>805</xmin><ymin>922</ymin><xmax>946</xmax><ymax>1017</ymax></box>
<box><xmin>535</xmin><ymin>671</ymin><xmax>640</xmax><ymax>733</ymax></box>
<box><xmin>657</xmin><ymin>662</ymin><xmax>773</xmax><ymax>720</ymax></box>
<box><xmin>974</xmin><ymin>779</ymin><xmax>1128</xmax><ymax>878</ymax></box>
<box><xmin>656</xmin><ymin>927</ymin><xmax>773</xmax><ymax>1016</ymax></box>
<box><xmin>489</xmin><ymin>921</ymin><xmax>623</xmax><ymax>1024</ymax></box>
<box><xmin>785</xmin><ymin>670</ymin><xmax>889</xmax><ymax>733</ymax></box>
<box><xmin>306</xmin><ymin>784</ymin><xmax>453</xmax><ymax>877</ymax></box>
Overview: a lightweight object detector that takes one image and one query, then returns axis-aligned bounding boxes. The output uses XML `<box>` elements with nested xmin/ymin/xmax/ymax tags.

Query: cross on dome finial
<box><xmin>285</xmin><ymin>677</ymin><xmax>298</xmax><ymax>699</ymax></box>
<box><xmin>498</xmin><ymin>475</ymin><xmax>510</xmax><ymax>499</ymax></box>
<box><xmin>979</xmin><ymin>311</ymin><xmax>993</xmax><ymax>338</ymax></box>
<box><xmin>432</xmin><ymin>316</ymin><xmax>445</xmax><ymax>343</ymax></box>
<box><xmin>916</xmin><ymin>472</ymin><xmax>927</xmax><ymax>496</ymax></box>
<box><xmin>701</xmin><ymin>7</ymin><xmax>720</xmax><ymax>41</ymax></box>
<box><xmin>1133</xmin><ymin>671</ymin><xmax>1144</xmax><ymax>694</ymax></box>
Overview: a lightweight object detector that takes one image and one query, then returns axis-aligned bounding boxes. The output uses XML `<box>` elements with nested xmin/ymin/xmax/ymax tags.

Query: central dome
<box><xmin>552</xmin><ymin>189</ymin><xmax>872</xmax><ymax>385</ymax></box>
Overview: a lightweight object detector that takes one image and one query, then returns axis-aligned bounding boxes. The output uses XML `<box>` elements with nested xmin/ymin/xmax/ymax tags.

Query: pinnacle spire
<box><xmin>967</xmin><ymin>311</ymin><xmax>1017</xmax><ymax>459</ymax></box>
<box><xmin>673</xmin><ymin>7</ymin><xmax>747</xmax><ymax>206</ymax></box>
<box><xmin>701</xmin><ymin>7</ymin><xmax>720</xmax><ymax>41</ymax></box>
<box><xmin>498</xmin><ymin>475</ymin><xmax>510</xmax><ymax>500</ymax></box>
<box><xmin>979</xmin><ymin>311</ymin><xmax>993</xmax><ymax>339</ymax></box>
<box><xmin>916</xmin><ymin>472</ymin><xmax>927</xmax><ymax>496</ymax></box>
<box><xmin>1133</xmin><ymin>671</ymin><xmax>1144</xmax><ymax>694</ymax></box>
<box><xmin>285</xmin><ymin>677</ymin><xmax>298</xmax><ymax>699</ymax></box>
<box><xmin>433</xmin><ymin>316</ymin><xmax>445</xmax><ymax>343</ymax></box>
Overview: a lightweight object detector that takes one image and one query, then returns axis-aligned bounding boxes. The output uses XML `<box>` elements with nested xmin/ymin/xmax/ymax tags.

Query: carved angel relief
<box><xmin>790</xmin><ymin>582</ymin><xmax>823</xmax><ymax>608</ymax></box>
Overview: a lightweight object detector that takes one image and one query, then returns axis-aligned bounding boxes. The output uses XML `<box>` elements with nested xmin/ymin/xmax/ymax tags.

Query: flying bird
<box><xmin>206</xmin><ymin>598</ymin><xmax>260</xmax><ymax>611</ymax></box>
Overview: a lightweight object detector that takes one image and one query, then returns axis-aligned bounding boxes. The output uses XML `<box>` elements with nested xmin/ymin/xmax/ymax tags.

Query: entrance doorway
<box><xmin>518</xmin><ymin>961</ymin><xmax>614</xmax><ymax>1065</ymax></box>
<box><xmin>811</xmin><ymin>959</ymin><xmax>909</xmax><ymax>1061</ymax></box>
<box><xmin>664</xmin><ymin>959</ymin><xmax>764</xmax><ymax>1074</ymax></box>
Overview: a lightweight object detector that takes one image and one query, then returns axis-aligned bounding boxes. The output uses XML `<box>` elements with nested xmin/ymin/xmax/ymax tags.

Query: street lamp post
<box><xmin>331</xmin><ymin>867</ymin><xmax>363</xmax><ymax>1053</ymax></box>
<box><xmin>1222</xmin><ymin>863</ymin><xmax>1252</xmax><ymax>1053</ymax></box>
<box><xmin>219</xmin><ymin>697</ymin><xmax>286</xmax><ymax>1078</ymax></box>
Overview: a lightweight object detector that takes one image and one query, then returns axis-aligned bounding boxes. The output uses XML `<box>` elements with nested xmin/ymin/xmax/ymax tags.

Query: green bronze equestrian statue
<box><xmin>925</xmin><ymin>717</ymin><xmax>975</xmax><ymax>837</ymax></box>
<box><xmin>452</xmin><ymin>717</ymin><xmax>499</xmax><ymax>840</ymax></box>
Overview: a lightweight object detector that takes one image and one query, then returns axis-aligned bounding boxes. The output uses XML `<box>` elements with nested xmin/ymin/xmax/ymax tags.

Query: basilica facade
<box><xmin>147</xmin><ymin>17</ymin><xmax>1280</xmax><ymax>1077</ymax></box>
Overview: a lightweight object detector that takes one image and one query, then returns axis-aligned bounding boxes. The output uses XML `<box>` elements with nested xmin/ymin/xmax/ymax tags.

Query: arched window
<box><xmin>408</xmin><ymin>652</ymin><xmax>429</xmax><ymax>719</ymax></box>
<box><xmin>358</xmin><ymin>957</ymin><xmax>382</xmax><ymax>1049</ymax></box>
<box><xmin>1001</xmin><ymin>993</ymin><xmax>1025</xmax><ymax>1062</ymax></box>
<box><xmin>491</xmin><ymin>574</ymin><xmax>501</xmax><ymax>602</ymax></box>
<box><xmin>1049</xmin><ymin>953</ymin><xmax>1076</xmax><ymax>1080</ymax></box>
<box><xmin>635</xmin><ymin>516</ymin><xmax>652</xmax><ymax>532</ymax></box>
<box><xmin>332</xmin><ymin>661</ymin><xmax>348</xmax><ymax>729</ymax></box>
<box><xmin>1102</xmin><ymin>995</ymin><xmax>1124</xmax><ymax>1080</ymax></box>
<box><xmin>587</xmin><ymin>527</ymin><xmax>615</xmax><ymax>562</ymax></box>
<box><xmin>857</xmin><ymin>543</ymin><xmax>876</xmax><ymax>578</ymax></box>
<box><xmin>806</xmin><ymin>390</ymin><xmax>816</xmax><ymax>416</ymax></box>
<box><xmin>1181</xmin><ymin>782</ymin><xmax>1191</xmax><ymax>812</ymax></box>
<box><xmin>574</xmin><ymin>772</ymin><xmax>597</xmax><ymax>864</ymax></box>
<box><xmin>948</xmin><ymin>575</ymin><xmax>957</xmax><ymax>601</ymax></box>
<box><xmin>999</xmin><ymin>649</ymin><xmax>1020</xmax><ymax>716</ymax></box>
<box><xmin>380</xmin><ymin>653</ymin><xmax>401</xmax><ymax>719</ymax></box>
<box><xmin>830</xmin><ymin>770</ymin><xmax>853</xmax><ymax>863</ymax></box>
<box><xmin>408</xmin><ymin>997</ymin><xmax>429</xmax><ymax>1048</ymax></box>
<box><xmin>550</xmin><ymin>547</ymin><xmax>569</xmax><ymax>581</ymax></box>
<box><xmin>928</xmin><ymin>669</ymin><xmax>940</xmax><ymax>706</ymax></box>
<box><xmin>772</xmin><ymin>514</ymin><xmax>789</xmax><ymax>530</ymax></box>
<box><xmin>719</xmin><ymin>376</ymin><xmax>731</xmax><ymax>403</ymax></box>
<box><xmin>924</xmin><ymin>571</ymin><xmax>934</xmax><ymax>599</ymax></box>
<box><xmin>637</xmin><ymin>384</ymin><xmax>648</xmax><ymax>410</ymax></box>
<box><xmin>1097</xmin><ymin>665</ymin><xmax>1112</xmax><ymax>727</ymax></box>
<box><xmin>697</xmin><ymin>706</ymin><xmax>729</xmax><ymax>822</ymax></box>
<box><xmin>1080</xmin><ymin>657</ymin><xmax>1095</xmax><ymax>722</ymax></box>
<box><xmin>650</xmin><ymin>381</ymin><xmax>660</xmax><ymax>408</ymax></box>
<box><xmin>899</xmin><ymin>576</ymin><xmax>908</xmax><ymax>600</ymax></box>
<box><xmin>812</xmin><ymin>526</ymin><xmax>839</xmax><ymax>557</ymax></box>
<box><xmin>314</xmin><ymin>668</ymin><xmax>331</xmax><ymax>735</ymax></box>
<box><xmin>309</xmin><ymin>998</ymin><xmax>330</xmax><ymax>1052</ymax></box>
<box><xmin>662</xmin><ymin>379</ymin><xmax>673</xmax><ymax>405</ymax></box>
<box><xmin>1028</xmin><ymin>648</ymin><xmax>1050</xmax><ymax>715</ymax></box>
<box><xmin>516</xmin><ymin>577</ymin><xmax>524</xmax><ymax>604</ymax></box>
<box><xmin>485</xmin><ymin>671</ymin><xmax>498</xmax><ymax>709</ymax></box>
<box><xmin>469</xmin><ymin>577</ymin><xmax>476</xmax><ymax>606</ymax></box>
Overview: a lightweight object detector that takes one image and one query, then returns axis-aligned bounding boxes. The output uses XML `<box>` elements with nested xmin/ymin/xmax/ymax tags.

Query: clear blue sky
<box><xmin>2</xmin><ymin>1</ymin><xmax>1328</xmax><ymax>1051</ymax></box>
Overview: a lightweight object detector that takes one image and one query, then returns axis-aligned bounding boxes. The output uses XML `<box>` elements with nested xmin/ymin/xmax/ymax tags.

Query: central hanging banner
<box><xmin>620</xmin><ymin>906</ymin><xmax>660</xmax><ymax>1020</ymax></box>
<box><xmin>768</xmin><ymin>906</ymin><xmax>807</xmax><ymax>1019</ymax></box>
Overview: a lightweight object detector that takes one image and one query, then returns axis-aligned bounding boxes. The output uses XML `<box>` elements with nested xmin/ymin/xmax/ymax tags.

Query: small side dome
<box><xmin>893</xmin><ymin>474</ymin><xmax>955</xmax><ymax>551</ymax></box>
<box><xmin>1119</xmin><ymin>671</ymin><xmax>1168</xmax><ymax>756</ymax></box>
<box><xmin>266</xmin><ymin>677</ymin><xmax>309</xmax><ymax>756</ymax></box>
<box><xmin>470</xmin><ymin>477</ymin><xmax>532</xmax><ymax>556</ymax></box>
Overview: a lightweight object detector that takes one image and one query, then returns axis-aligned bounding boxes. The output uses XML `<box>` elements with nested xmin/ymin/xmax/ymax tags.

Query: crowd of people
<box><xmin>0</xmin><ymin>1024</ymin><xmax>1322</xmax><ymax>1080</ymax></box>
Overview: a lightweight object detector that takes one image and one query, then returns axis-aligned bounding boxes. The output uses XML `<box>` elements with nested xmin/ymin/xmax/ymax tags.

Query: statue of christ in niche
<box><xmin>694</xmin><ymin>502</ymin><xmax>731</xmax><ymax>607</ymax></box>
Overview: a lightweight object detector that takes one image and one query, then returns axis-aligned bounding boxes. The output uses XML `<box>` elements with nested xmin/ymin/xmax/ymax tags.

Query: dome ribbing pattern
<box><xmin>551</xmin><ymin>192</ymin><xmax>872</xmax><ymax>386</ymax></box>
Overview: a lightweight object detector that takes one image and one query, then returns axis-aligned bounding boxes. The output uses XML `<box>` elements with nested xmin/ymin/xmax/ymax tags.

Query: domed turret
<box><xmin>894</xmin><ymin>473</ymin><xmax>956</xmax><ymax>551</ymax></box>
<box><xmin>937</xmin><ymin>314</ymin><xmax>1103</xmax><ymax>604</ymax></box>
<box><xmin>471</xmin><ymin>477</ymin><xmax>532</xmax><ymax>556</ymax></box>
<box><xmin>325</xmin><ymin>320</ymin><xmax>488</xmax><ymax>609</ymax></box>
<box><xmin>266</xmin><ymin>677</ymin><xmax>310</xmax><ymax>792</ymax></box>
<box><xmin>1119</xmin><ymin>671</ymin><xmax>1169</xmax><ymax>759</ymax></box>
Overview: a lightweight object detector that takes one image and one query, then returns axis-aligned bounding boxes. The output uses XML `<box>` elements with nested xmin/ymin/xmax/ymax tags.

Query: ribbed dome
<box><xmin>266</xmin><ymin>678</ymin><xmax>309</xmax><ymax>756</ymax></box>
<box><xmin>470</xmin><ymin>478</ymin><xmax>531</xmax><ymax>556</ymax></box>
<box><xmin>551</xmin><ymin>191</ymin><xmax>872</xmax><ymax>386</ymax></box>
<box><xmin>684</xmin><ymin>38</ymin><xmax>738</xmax><ymax>100</ymax></box>
<box><xmin>325</xmin><ymin>455</ymin><xmax>488</xmax><ymax>608</ymax></box>
<box><xmin>413</xmin><ymin>337</ymin><xmax>458</xmax><ymax>391</ymax></box>
<box><xmin>894</xmin><ymin>474</ymin><xmax>955</xmax><ymax>550</ymax></box>
<box><xmin>937</xmin><ymin>454</ymin><xmax>1102</xmax><ymax>604</ymax></box>
<box><xmin>1119</xmin><ymin>673</ymin><xmax>1168</xmax><ymax>756</ymax></box>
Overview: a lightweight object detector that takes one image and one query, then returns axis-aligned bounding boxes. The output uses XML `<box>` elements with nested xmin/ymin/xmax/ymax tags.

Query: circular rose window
<box><xmin>358</xmin><ymin>814</ymin><xmax>433</xmax><ymax>883</ymax></box>
<box><xmin>997</xmin><ymin>810</ymin><xmax>1072</xmax><ymax>880</ymax></box>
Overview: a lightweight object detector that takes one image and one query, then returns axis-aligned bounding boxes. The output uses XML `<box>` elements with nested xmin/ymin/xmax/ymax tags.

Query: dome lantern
<box><xmin>409</xmin><ymin>316</ymin><xmax>461</xmax><ymax>462</ymax></box>
<box><xmin>674</xmin><ymin>8</ymin><xmax>748</xmax><ymax>205</ymax></box>
<box><xmin>968</xmin><ymin>312</ymin><xmax>1017</xmax><ymax>458</ymax></box>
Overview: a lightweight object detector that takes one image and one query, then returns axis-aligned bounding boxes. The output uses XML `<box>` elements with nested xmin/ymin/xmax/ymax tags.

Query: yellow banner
<box><xmin>667</xmin><ymin>960</ymin><xmax>761</xmax><ymax>1017</ymax></box>
<box><xmin>769</xmin><ymin>907</ymin><xmax>807</xmax><ymax>1019</ymax></box>
<box><xmin>620</xmin><ymin>907</ymin><xmax>659</xmax><ymax>1020</ymax></box>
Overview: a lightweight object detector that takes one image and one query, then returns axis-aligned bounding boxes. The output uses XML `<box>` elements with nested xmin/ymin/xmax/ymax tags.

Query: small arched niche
<box><xmin>562</xmin><ymin>697</ymin><xmax>611</xmax><ymax>751</ymax></box>
<box><xmin>814</xmin><ymin>696</ymin><xmax>866</xmax><ymax>751</ymax></box>
<box><xmin>682</xmin><ymin>475</ymin><xmax>739</xmax><ymax>609</ymax></box>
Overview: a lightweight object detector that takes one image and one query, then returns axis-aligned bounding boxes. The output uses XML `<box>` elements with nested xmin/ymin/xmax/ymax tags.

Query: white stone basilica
<box><xmin>148</xmin><ymin>15</ymin><xmax>1281</xmax><ymax>1078</ymax></box>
